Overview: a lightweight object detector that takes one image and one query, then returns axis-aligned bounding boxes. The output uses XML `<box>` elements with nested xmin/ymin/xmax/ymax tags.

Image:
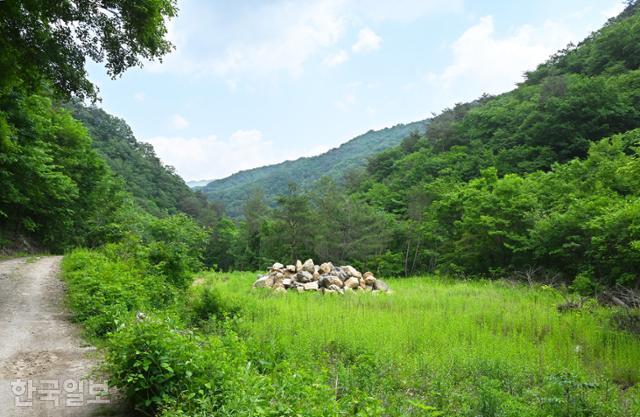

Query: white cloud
<box><xmin>324</xmin><ymin>49</ymin><xmax>349</xmax><ymax>67</ymax></box>
<box><xmin>143</xmin><ymin>129</ymin><xmax>336</xmax><ymax>181</ymax></box>
<box><xmin>143</xmin><ymin>130</ymin><xmax>273</xmax><ymax>181</ymax></box>
<box><xmin>213</xmin><ymin>1</ymin><xmax>346</xmax><ymax>78</ymax></box>
<box><xmin>435</xmin><ymin>16</ymin><xmax>576</xmax><ymax>96</ymax></box>
<box><xmin>143</xmin><ymin>0</ymin><xmax>460</xmax><ymax>78</ymax></box>
<box><xmin>352</xmin><ymin>27</ymin><xmax>382</xmax><ymax>53</ymax></box>
<box><xmin>170</xmin><ymin>114</ymin><xmax>190</xmax><ymax>129</ymax></box>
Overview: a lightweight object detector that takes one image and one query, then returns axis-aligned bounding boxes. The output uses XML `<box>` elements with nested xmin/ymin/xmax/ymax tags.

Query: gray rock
<box><xmin>319</xmin><ymin>262</ymin><xmax>334</xmax><ymax>274</ymax></box>
<box><xmin>302</xmin><ymin>259</ymin><xmax>315</xmax><ymax>273</ymax></box>
<box><xmin>329</xmin><ymin>276</ymin><xmax>344</xmax><ymax>288</ymax></box>
<box><xmin>373</xmin><ymin>279</ymin><xmax>390</xmax><ymax>292</ymax></box>
<box><xmin>297</xmin><ymin>271</ymin><xmax>313</xmax><ymax>283</ymax></box>
<box><xmin>302</xmin><ymin>281</ymin><xmax>319</xmax><ymax>291</ymax></box>
<box><xmin>344</xmin><ymin>277</ymin><xmax>359</xmax><ymax>289</ymax></box>
<box><xmin>256</xmin><ymin>261</ymin><xmax>390</xmax><ymax>294</ymax></box>
<box><xmin>253</xmin><ymin>275</ymin><xmax>273</xmax><ymax>288</ymax></box>
<box><xmin>344</xmin><ymin>265</ymin><xmax>362</xmax><ymax>279</ymax></box>
<box><xmin>318</xmin><ymin>275</ymin><xmax>332</xmax><ymax>288</ymax></box>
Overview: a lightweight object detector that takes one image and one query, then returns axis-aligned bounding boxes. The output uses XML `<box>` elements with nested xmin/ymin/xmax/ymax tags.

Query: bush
<box><xmin>144</xmin><ymin>214</ymin><xmax>207</xmax><ymax>288</ymax></box>
<box><xmin>62</xmin><ymin>249</ymin><xmax>176</xmax><ymax>338</ymax></box>
<box><xmin>187</xmin><ymin>284</ymin><xmax>243</xmax><ymax>324</ymax></box>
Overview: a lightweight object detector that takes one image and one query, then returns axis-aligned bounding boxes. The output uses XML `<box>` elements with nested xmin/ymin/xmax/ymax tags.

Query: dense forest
<box><xmin>203</xmin><ymin>1</ymin><xmax>640</xmax><ymax>292</ymax></box>
<box><xmin>0</xmin><ymin>0</ymin><xmax>219</xmax><ymax>252</ymax></box>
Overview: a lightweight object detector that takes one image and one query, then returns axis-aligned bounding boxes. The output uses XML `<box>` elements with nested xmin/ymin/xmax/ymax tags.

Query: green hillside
<box><xmin>69</xmin><ymin>104</ymin><xmax>218</xmax><ymax>225</ymax></box>
<box><xmin>200</xmin><ymin>120</ymin><xmax>427</xmax><ymax>217</ymax></box>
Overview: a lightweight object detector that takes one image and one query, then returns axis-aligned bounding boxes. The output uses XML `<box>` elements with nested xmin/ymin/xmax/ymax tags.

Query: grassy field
<box><xmin>193</xmin><ymin>271</ymin><xmax>640</xmax><ymax>416</ymax></box>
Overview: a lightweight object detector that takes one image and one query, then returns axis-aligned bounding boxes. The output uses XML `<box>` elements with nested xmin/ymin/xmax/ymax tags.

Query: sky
<box><xmin>86</xmin><ymin>0</ymin><xmax>626</xmax><ymax>182</ymax></box>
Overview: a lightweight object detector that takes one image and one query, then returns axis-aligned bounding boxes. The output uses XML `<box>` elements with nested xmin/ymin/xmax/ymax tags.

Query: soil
<box><xmin>0</xmin><ymin>256</ymin><xmax>128</xmax><ymax>416</ymax></box>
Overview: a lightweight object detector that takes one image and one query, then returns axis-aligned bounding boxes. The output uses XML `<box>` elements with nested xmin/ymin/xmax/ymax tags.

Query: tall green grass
<box><xmin>62</xmin><ymin>246</ymin><xmax>640</xmax><ymax>416</ymax></box>
<box><xmin>195</xmin><ymin>272</ymin><xmax>640</xmax><ymax>416</ymax></box>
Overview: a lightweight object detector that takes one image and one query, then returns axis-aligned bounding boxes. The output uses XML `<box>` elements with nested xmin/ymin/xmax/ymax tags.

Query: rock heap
<box><xmin>253</xmin><ymin>259</ymin><xmax>390</xmax><ymax>294</ymax></box>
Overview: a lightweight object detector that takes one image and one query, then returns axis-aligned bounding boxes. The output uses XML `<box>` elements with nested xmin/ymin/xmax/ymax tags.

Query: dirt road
<box><xmin>0</xmin><ymin>256</ymin><xmax>124</xmax><ymax>416</ymax></box>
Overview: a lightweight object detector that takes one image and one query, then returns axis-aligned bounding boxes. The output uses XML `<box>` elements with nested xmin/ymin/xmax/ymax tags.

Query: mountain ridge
<box><xmin>200</xmin><ymin>119</ymin><xmax>428</xmax><ymax>217</ymax></box>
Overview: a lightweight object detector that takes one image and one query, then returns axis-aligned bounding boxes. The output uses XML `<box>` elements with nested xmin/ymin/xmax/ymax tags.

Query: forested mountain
<box><xmin>69</xmin><ymin>104</ymin><xmax>218</xmax><ymax>224</ymax></box>
<box><xmin>207</xmin><ymin>2</ymin><xmax>640</xmax><ymax>290</ymax></box>
<box><xmin>0</xmin><ymin>0</ymin><xmax>216</xmax><ymax>252</ymax></box>
<box><xmin>200</xmin><ymin>120</ymin><xmax>427</xmax><ymax>217</ymax></box>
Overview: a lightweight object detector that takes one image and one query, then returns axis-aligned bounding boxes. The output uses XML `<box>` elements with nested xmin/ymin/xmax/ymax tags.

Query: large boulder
<box><xmin>329</xmin><ymin>276</ymin><xmax>344</xmax><ymax>288</ymax></box>
<box><xmin>328</xmin><ymin>284</ymin><xmax>342</xmax><ymax>292</ymax></box>
<box><xmin>364</xmin><ymin>275</ymin><xmax>376</xmax><ymax>286</ymax></box>
<box><xmin>302</xmin><ymin>259</ymin><xmax>315</xmax><ymax>273</ymax></box>
<box><xmin>295</xmin><ymin>259</ymin><xmax>303</xmax><ymax>272</ymax></box>
<box><xmin>286</xmin><ymin>264</ymin><xmax>296</xmax><ymax>273</ymax></box>
<box><xmin>319</xmin><ymin>262</ymin><xmax>334</xmax><ymax>274</ymax></box>
<box><xmin>318</xmin><ymin>275</ymin><xmax>333</xmax><ymax>288</ymax></box>
<box><xmin>344</xmin><ymin>277</ymin><xmax>360</xmax><ymax>289</ymax></box>
<box><xmin>344</xmin><ymin>265</ymin><xmax>362</xmax><ymax>279</ymax></box>
<box><xmin>302</xmin><ymin>281</ymin><xmax>319</xmax><ymax>291</ymax></box>
<box><xmin>253</xmin><ymin>275</ymin><xmax>273</xmax><ymax>288</ymax></box>
<box><xmin>296</xmin><ymin>271</ymin><xmax>313</xmax><ymax>283</ymax></box>
<box><xmin>373</xmin><ymin>279</ymin><xmax>390</xmax><ymax>292</ymax></box>
<box><xmin>272</xmin><ymin>262</ymin><xmax>284</xmax><ymax>270</ymax></box>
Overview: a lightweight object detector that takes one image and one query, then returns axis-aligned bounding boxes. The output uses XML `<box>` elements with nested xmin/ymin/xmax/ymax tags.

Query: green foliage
<box><xmin>69</xmin><ymin>104</ymin><xmax>221</xmax><ymax>225</ymax></box>
<box><xmin>209</xmin><ymin>178</ymin><xmax>393</xmax><ymax>271</ymax></box>
<box><xmin>62</xmin><ymin>248</ymin><xmax>177</xmax><ymax>338</ymax></box>
<box><xmin>0</xmin><ymin>89</ymin><xmax>127</xmax><ymax>250</ymax></box>
<box><xmin>0</xmin><ymin>0</ymin><xmax>177</xmax><ymax>99</ymax></box>
<box><xmin>144</xmin><ymin>214</ymin><xmax>207</xmax><ymax>288</ymax></box>
<box><xmin>0</xmin><ymin>0</ymin><xmax>213</xmax><ymax>255</ymax></box>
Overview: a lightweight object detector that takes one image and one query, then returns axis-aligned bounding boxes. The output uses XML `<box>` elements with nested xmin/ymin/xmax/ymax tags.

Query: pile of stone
<box><xmin>253</xmin><ymin>259</ymin><xmax>390</xmax><ymax>294</ymax></box>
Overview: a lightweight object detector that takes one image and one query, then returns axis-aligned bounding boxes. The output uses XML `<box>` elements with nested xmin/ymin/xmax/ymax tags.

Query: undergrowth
<box><xmin>62</xmin><ymin>249</ymin><xmax>640</xmax><ymax>416</ymax></box>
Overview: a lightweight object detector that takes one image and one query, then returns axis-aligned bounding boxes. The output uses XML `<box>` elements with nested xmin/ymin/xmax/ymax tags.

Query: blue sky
<box><xmin>87</xmin><ymin>0</ymin><xmax>625</xmax><ymax>182</ymax></box>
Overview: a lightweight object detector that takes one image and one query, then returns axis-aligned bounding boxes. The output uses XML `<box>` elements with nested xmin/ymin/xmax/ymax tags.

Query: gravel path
<box><xmin>0</xmin><ymin>256</ymin><xmax>126</xmax><ymax>416</ymax></box>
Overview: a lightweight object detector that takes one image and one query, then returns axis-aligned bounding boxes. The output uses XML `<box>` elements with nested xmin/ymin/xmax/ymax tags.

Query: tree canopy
<box><xmin>0</xmin><ymin>0</ymin><xmax>177</xmax><ymax>99</ymax></box>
